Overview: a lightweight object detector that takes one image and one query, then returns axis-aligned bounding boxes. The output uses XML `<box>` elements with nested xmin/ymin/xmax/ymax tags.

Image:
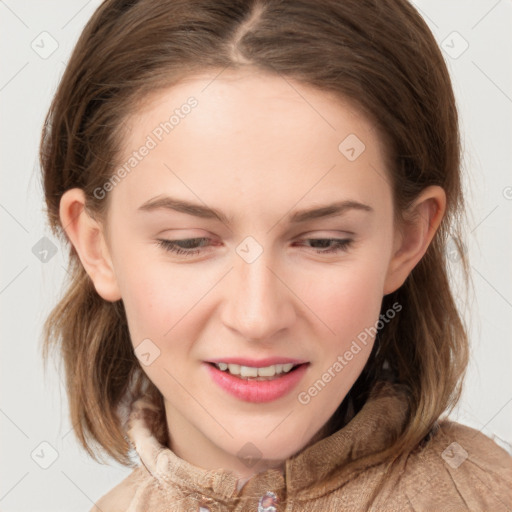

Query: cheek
<box><xmin>302</xmin><ymin>258</ymin><xmax>387</xmax><ymax>344</ymax></box>
<box><xmin>116</xmin><ymin>256</ymin><xmax>199</xmax><ymax>342</ymax></box>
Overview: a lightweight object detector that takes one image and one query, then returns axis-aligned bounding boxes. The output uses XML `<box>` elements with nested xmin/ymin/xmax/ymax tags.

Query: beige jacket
<box><xmin>91</xmin><ymin>382</ymin><xmax>512</xmax><ymax>511</ymax></box>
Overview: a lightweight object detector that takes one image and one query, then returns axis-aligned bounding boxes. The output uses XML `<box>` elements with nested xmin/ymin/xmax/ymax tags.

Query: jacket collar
<box><xmin>124</xmin><ymin>380</ymin><xmax>409</xmax><ymax>501</ymax></box>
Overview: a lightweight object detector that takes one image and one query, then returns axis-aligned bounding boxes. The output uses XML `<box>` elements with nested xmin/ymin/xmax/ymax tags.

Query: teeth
<box><xmin>215</xmin><ymin>362</ymin><xmax>297</xmax><ymax>378</ymax></box>
<box><xmin>228</xmin><ymin>363</ymin><xmax>240</xmax><ymax>375</ymax></box>
<box><xmin>240</xmin><ymin>365</ymin><xmax>258</xmax><ymax>377</ymax></box>
<box><xmin>258</xmin><ymin>365</ymin><xmax>276</xmax><ymax>377</ymax></box>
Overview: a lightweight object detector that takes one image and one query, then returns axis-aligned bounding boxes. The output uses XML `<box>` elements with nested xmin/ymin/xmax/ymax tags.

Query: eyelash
<box><xmin>155</xmin><ymin>237</ymin><xmax>353</xmax><ymax>257</ymax></box>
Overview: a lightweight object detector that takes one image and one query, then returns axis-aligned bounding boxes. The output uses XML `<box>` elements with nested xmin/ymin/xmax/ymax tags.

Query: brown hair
<box><xmin>40</xmin><ymin>0</ymin><xmax>471</xmax><ymax>481</ymax></box>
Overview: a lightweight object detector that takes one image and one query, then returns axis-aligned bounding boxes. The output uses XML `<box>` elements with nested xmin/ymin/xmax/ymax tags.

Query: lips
<box><xmin>205</xmin><ymin>357</ymin><xmax>309</xmax><ymax>367</ymax></box>
<box><xmin>204</xmin><ymin>361</ymin><xmax>310</xmax><ymax>403</ymax></box>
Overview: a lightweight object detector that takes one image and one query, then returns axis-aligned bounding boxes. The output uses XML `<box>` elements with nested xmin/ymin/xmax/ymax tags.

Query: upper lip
<box><xmin>205</xmin><ymin>357</ymin><xmax>309</xmax><ymax>367</ymax></box>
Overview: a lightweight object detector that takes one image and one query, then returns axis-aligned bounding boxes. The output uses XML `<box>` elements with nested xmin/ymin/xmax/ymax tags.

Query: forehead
<box><xmin>129</xmin><ymin>67</ymin><xmax>374</xmax><ymax>144</ymax></box>
<box><xmin>111</xmin><ymin>68</ymin><xmax>391</xmax><ymax>221</ymax></box>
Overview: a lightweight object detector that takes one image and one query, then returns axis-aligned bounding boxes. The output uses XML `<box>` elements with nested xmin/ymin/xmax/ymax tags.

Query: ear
<box><xmin>59</xmin><ymin>188</ymin><xmax>122</xmax><ymax>302</ymax></box>
<box><xmin>383</xmin><ymin>185</ymin><xmax>446</xmax><ymax>296</ymax></box>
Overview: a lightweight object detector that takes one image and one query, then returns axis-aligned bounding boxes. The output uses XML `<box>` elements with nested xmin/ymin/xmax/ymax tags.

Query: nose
<box><xmin>220</xmin><ymin>247</ymin><xmax>296</xmax><ymax>342</ymax></box>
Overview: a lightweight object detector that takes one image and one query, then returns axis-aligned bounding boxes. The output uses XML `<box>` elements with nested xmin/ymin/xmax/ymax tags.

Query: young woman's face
<box><xmin>101</xmin><ymin>68</ymin><xmax>401</xmax><ymax>476</ymax></box>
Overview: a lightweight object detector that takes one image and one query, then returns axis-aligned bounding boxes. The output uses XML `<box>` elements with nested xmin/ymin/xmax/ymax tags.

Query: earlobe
<box><xmin>383</xmin><ymin>186</ymin><xmax>446</xmax><ymax>296</ymax></box>
<box><xmin>59</xmin><ymin>188</ymin><xmax>122</xmax><ymax>302</ymax></box>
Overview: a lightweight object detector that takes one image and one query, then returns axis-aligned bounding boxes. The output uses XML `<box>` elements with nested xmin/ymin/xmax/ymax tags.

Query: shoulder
<box><xmin>89</xmin><ymin>466</ymin><xmax>147</xmax><ymax>512</ymax></box>
<box><xmin>398</xmin><ymin>420</ymin><xmax>512</xmax><ymax>510</ymax></box>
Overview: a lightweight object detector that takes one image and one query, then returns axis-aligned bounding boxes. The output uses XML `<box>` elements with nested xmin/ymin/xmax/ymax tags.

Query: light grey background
<box><xmin>1</xmin><ymin>1</ymin><xmax>511</xmax><ymax>510</ymax></box>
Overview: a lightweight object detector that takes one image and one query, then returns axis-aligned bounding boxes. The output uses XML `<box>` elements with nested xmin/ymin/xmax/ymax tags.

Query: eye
<box><xmin>155</xmin><ymin>237</ymin><xmax>211</xmax><ymax>256</ymax></box>
<box><xmin>155</xmin><ymin>237</ymin><xmax>353</xmax><ymax>257</ymax></box>
<box><xmin>295</xmin><ymin>238</ymin><xmax>353</xmax><ymax>254</ymax></box>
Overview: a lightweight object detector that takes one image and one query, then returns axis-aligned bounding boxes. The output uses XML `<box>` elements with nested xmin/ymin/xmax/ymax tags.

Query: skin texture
<box><xmin>59</xmin><ymin>68</ymin><xmax>446</xmax><ymax>483</ymax></box>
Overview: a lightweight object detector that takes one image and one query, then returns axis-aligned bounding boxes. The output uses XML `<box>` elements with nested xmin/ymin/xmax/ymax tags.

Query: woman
<box><xmin>40</xmin><ymin>0</ymin><xmax>512</xmax><ymax>510</ymax></box>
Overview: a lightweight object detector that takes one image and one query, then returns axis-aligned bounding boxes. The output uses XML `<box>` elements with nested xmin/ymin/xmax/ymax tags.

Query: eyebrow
<box><xmin>137</xmin><ymin>195</ymin><xmax>373</xmax><ymax>224</ymax></box>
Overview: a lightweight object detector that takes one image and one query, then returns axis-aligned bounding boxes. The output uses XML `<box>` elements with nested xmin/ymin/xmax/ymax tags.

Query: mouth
<box><xmin>204</xmin><ymin>361</ymin><xmax>310</xmax><ymax>403</ymax></box>
<box><xmin>207</xmin><ymin>361</ymin><xmax>307</xmax><ymax>381</ymax></box>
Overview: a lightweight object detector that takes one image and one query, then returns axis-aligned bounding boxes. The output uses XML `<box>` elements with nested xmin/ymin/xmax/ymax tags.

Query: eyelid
<box><xmin>155</xmin><ymin>235</ymin><xmax>354</xmax><ymax>258</ymax></box>
<box><xmin>297</xmin><ymin>229</ymin><xmax>356</xmax><ymax>237</ymax></box>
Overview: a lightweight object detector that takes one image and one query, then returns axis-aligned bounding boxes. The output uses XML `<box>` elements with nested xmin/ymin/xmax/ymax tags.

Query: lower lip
<box><xmin>204</xmin><ymin>362</ymin><xmax>309</xmax><ymax>403</ymax></box>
